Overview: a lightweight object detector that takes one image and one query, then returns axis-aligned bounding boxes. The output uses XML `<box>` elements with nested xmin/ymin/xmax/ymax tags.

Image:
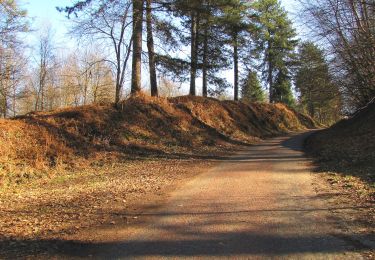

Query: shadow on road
<box><xmin>1</xmin><ymin>229</ymin><xmax>372</xmax><ymax>258</ymax></box>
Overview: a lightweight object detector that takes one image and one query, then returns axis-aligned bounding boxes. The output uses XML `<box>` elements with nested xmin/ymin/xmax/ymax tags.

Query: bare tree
<box><xmin>34</xmin><ymin>27</ymin><xmax>56</xmax><ymax>111</ymax></box>
<box><xmin>59</xmin><ymin>48</ymin><xmax>115</xmax><ymax>107</ymax></box>
<box><xmin>67</xmin><ymin>0</ymin><xmax>133</xmax><ymax>105</ymax></box>
<box><xmin>299</xmin><ymin>0</ymin><xmax>375</xmax><ymax>109</ymax></box>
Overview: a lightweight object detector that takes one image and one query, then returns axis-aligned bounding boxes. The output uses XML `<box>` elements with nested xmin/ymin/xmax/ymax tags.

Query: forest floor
<box><xmin>0</xmin><ymin>132</ymin><xmax>374</xmax><ymax>259</ymax></box>
<box><xmin>0</xmin><ymin>158</ymin><xmax>215</xmax><ymax>257</ymax></box>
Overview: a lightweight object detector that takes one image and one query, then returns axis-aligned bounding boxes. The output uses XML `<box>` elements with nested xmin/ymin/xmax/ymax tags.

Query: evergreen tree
<box><xmin>295</xmin><ymin>42</ymin><xmax>341</xmax><ymax>124</ymax></box>
<box><xmin>131</xmin><ymin>0</ymin><xmax>144</xmax><ymax>94</ymax></box>
<box><xmin>200</xmin><ymin>0</ymin><xmax>232</xmax><ymax>97</ymax></box>
<box><xmin>146</xmin><ymin>0</ymin><xmax>158</xmax><ymax>97</ymax></box>
<box><xmin>155</xmin><ymin>0</ymin><xmax>232</xmax><ymax>97</ymax></box>
<box><xmin>252</xmin><ymin>0</ymin><xmax>297</xmax><ymax>104</ymax></box>
<box><xmin>241</xmin><ymin>71</ymin><xmax>266</xmax><ymax>102</ymax></box>
<box><xmin>221</xmin><ymin>0</ymin><xmax>251</xmax><ymax>101</ymax></box>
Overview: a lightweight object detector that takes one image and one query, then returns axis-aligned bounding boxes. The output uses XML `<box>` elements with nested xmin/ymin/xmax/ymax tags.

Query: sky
<box><xmin>20</xmin><ymin>0</ymin><xmax>303</xmax><ymax>96</ymax></box>
<box><xmin>21</xmin><ymin>0</ymin><xmax>302</xmax><ymax>45</ymax></box>
<box><xmin>23</xmin><ymin>0</ymin><xmax>299</xmax><ymax>20</ymax></box>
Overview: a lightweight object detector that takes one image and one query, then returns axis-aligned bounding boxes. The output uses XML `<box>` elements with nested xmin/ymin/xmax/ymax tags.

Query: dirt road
<box><xmin>43</xmin><ymin>132</ymin><xmax>372</xmax><ymax>258</ymax></box>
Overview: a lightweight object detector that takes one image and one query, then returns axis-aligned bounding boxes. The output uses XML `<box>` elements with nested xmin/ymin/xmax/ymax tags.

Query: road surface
<box><xmin>54</xmin><ymin>132</ymin><xmax>367</xmax><ymax>259</ymax></box>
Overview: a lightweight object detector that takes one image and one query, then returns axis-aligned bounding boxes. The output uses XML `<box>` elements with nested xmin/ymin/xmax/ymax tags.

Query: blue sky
<box><xmin>22</xmin><ymin>0</ymin><xmax>300</xmax><ymax>41</ymax></box>
<box><xmin>21</xmin><ymin>0</ymin><xmax>72</xmax><ymax>40</ymax></box>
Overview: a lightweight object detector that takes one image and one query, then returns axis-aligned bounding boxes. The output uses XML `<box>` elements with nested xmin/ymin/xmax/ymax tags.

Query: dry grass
<box><xmin>0</xmin><ymin>94</ymin><xmax>316</xmax><ymax>185</ymax></box>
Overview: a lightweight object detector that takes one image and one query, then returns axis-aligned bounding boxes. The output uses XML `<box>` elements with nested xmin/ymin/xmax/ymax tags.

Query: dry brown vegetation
<box><xmin>306</xmin><ymin>99</ymin><xmax>375</xmax><ymax>202</ymax></box>
<box><xmin>0</xmin><ymin>95</ymin><xmax>315</xmax><ymax>185</ymax></box>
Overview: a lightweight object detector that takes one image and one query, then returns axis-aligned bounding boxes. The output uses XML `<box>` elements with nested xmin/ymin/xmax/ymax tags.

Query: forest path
<box><xmin>55</xmin><ymin>132</ymin><xmax>366</xmax><ymax>259</ymax></box>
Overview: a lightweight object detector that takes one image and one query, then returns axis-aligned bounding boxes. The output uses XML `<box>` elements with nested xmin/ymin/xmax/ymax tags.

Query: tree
<box><xmin>156</xmin><ymin>0</ymin><xmax>234</xmax><ymax>97</ymax></box>
<box><xmin>299</xmin><ymin>0</ymin><xmax>375</xmax><ymax>110</ymax></box>
<box><xmin>131</xmin><ymin>0</ymin><xmax>144</xmax><ymax>94</ymax></box>
<box><xmin>199</xmin><ymin>0</ymin><xmax>233</xmax><ymax>97</ymax></box>
<box><xmin>241</xmin><ymin>71</ymin><xmax>266</xmax><ymax>102</ymax></box>
<box><xmin>221</xmin><ymin>0</ymin><xmax>250</xmax><ymax>101</ymax></box>
<box><xmin>59</xmin><ymin>49</ymin><xmax>115</xmax><ymax>107</ymax></box>
<box><xmin>34</xmin><ymin>27</ymin><xmax>56</xmax><ymax>112</ymax></box>
<box><xmin>0</xmin><ymin>0</ymin><xmax>28</xmax><ymax>45</ymax></box>
<box><xmin>0</xmin><ymin>0</ymin><xmax>28</xmax><ymax>117</ymax></box>
<box><xmin>295</xmin><ymin>41</ymin><xmax>341</xmax><ymax>124</ymax></box>
<box><xmin>252</xmin><ymin>0</ymin><xmax>298</xmax><ymax>104</ymax></box>
<box><xmin>146</xmin><ymin>0</ymin><xmax>158</xmax><ymax>96</ymax></box>
<box><xmin>0</xmin><ymin>43</ymin><xmax>26</xmax><ymax>117</ymax></box>
<box><xmin>60</xmin><ymin>0</ymin><xmax>133</xmax><ymax>105</ymax></box>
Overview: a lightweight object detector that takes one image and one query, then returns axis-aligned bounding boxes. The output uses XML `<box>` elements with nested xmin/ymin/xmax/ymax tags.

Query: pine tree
<box><xmin>146</xmin><ymin>0</ymin><xmax>158</xmax><ymax>97</ymax></box>
<box><xmin>155</xmin><ymin>0</ymin><xmax>232</xmax><ymax>97</ymax></box>
<box><xmin>131</xmin><ymin>0</ymin><xmax>144</xmax><ymax>95</ymax></box>
<box><xmin>220</xmin><ymin>0</ymin><xmax>251</xmax><ymax>101</ymax></box>
<box><xmin>295</xmin><ymin>42</ymin><xmax>341</xmax><ymax>124</ymax></box>
<box><xmin>252</xmin><ymin>0</ymin><xmax>297</xmax><ymax>104</ymax></box>
<box><xmin>241</xmin><ymin>71</ymin><xmax>266</xmax><ymax>102</ymax></box>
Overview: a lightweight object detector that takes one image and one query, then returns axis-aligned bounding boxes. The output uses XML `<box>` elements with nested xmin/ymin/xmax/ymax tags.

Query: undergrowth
<box><xmin>0</xmin><ymin>94</ymin><xmax>316</xmax><ymax>185</ymax></box>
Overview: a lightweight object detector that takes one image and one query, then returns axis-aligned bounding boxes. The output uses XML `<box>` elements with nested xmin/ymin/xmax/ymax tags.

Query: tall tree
<box><xmin>221</xmin><ymin>0</ymin><xmax>250</xmax><ymax>101</ymax></box>
<box><xmin>131</xmin><ymin>0</ymin><xmax>144</xmax><ymax>94</ymax></box>
<box><xmin>253</xmin><ymin>0</ymin><xmax>298</xmax><ymax>104</ymax></box>
<box><xmin>34</xmin><ymin>27</ymin><xmax>56</xmax><ymax>112</ymax></box>
<box><xmin>0</xmin><ymin>0</ymin><xmax>28</xmax><ymax>117</ymax></box>
<box><xmin>295</xmin><ymin>41</ymin><xmax>341</xmax><ymax>124</ymax></box>
<box><xmin>0</xmin><ymin>0</ymin><xmax>28</xmax><ymax>45</ymax></box>
<box><xmin>199</xmin><ymin>0</ymin><xmax>232</xmax><ymax>97</ymax></box>
<box><xmin>146</xmin><ymin>0</ymin><xmax>158</xmax><ymax>96</ymax></box>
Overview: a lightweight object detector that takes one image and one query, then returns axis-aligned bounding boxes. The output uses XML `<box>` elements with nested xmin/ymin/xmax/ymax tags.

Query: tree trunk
<box><xmin>190</xmin><ymin>10</ymin><xmax>198</xmax><ymax>96</ymax></box>
<box><xmin>115</xmin><ymin>51</ymin><xmax>122</xmax><ymax>104</ymax></box>
<box><xmin>267</xmin><ymin>42</ymin><xmax>273</xmax><ymax>103</ymax></box>
<box><xmin>233</xmin><ymin>32</ymin><xmax>239</xmax><ymax>101</ymax></box>
<box><xmin>131</xmin><ymin>0</ymin><xmax>144</xmax><ymax>95</ymax></box>
<box><xmin>146</xmin><ymin>0</ymin><xmax>158</xmax><ymax>97</ymax></box>
<box><xmin>202</xmin><ymin>25</ymin><xmax>208</xmax><ymax>97</ymax></box>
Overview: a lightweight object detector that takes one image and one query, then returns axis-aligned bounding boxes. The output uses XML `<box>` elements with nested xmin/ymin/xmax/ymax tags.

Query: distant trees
<box><xmin>295</xmin><ymin>42</ymin><xmax>341</xmax><ymax>124</ymax></box>
<box><xmin>299</xmin><ymin>0</ymin><xmax>375</xmax><ymax>110</ymax></box>
<box><xmin>58</xmin><ymin>50</ymin><xmax>115</xmax><ymax>107</ymax></box>
<box><xmin>57</xmin><ymin>0</ymin><xmax>300</xmax><ymax>104</ymax></box>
